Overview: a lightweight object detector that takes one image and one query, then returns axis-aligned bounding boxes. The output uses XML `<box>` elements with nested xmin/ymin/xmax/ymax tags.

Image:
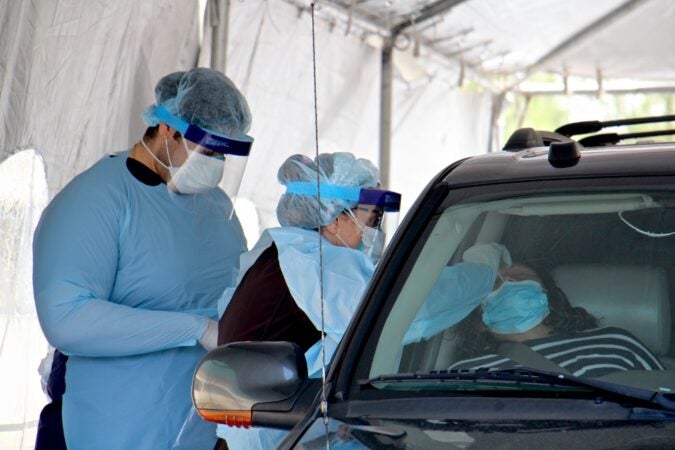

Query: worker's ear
<box><xmin>320</xmin><ymin>216</ymin><xmax>341</xmax><ymax>245</ymax></box>
<box><xmin>157</xmin><ymin>123</ymin><xmax>177</xmax><ymax>138</ymax></box>
<box><xmin>323</xmin><ymin>219</ymin><xmax>339</xmax><ymax>235</ymax></box>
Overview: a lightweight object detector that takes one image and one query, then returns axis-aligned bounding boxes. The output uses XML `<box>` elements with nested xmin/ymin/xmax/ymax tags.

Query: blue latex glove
<box><xmin>462</xmin><ymin>242</ymin><xmax>512</xmax><ymax>273</ymax></box>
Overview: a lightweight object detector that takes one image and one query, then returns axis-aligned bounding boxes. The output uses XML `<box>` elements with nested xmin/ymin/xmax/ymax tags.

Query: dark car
<box><xmin>193</xmin><ymin>116</ymin><xmax>675</xmax><ymax>449</ymax></box>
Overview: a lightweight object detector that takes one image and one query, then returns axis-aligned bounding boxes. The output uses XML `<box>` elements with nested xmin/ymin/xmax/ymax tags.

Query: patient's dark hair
<box><xmin>536</xmin><ymin>268</ymin><xmax>598</xmax><ymax>333</ymax></box>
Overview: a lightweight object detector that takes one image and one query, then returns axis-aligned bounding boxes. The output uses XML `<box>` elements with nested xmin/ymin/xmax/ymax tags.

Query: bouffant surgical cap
<box><xmin>276</xmin><ymin>152</ymin><xmax>379</xmax><ymax>228</ymax></box>
<box><xmin>153</xmin><ymin>71</ymin><xmax>185</xmax><ymax>104</ymax></box>
<box><xmin>142</xmin><ymin>67</ymin><xmax>252</xmax><ymax>137</ymax></box>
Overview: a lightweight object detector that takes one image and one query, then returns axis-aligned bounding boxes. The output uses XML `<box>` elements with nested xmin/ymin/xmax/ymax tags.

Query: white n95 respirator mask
<box><xmin>168</xmin><ymin>141</ymin><xmax>225</xmax><ymax>194</ymax></box>
<box><xmin>141</xmin><ymin>137</ymin><xmax>225</xmax><ymax>194</ymax></box>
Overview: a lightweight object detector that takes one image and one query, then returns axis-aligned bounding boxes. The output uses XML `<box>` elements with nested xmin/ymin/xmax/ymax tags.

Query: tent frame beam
<box><xmin>517</xmin><ymin>86</ymin><xmax>675</xmax><ymax>96</ymax></box>
<box><xmin>391</xmin><ymin>0</ymin><xmax>469</xmax><ymax>35</ymax></box>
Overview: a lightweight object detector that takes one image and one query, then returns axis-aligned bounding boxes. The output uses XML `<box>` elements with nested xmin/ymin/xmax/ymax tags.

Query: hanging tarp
<box><xmin>0</xmin><ymin>0</ymin><xmax>200</xmax><ymax>196</ymax></box>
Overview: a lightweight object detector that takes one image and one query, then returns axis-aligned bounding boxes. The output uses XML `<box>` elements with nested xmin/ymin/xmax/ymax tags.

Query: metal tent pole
<box><xmin>210</xmin><ymin>0</ymin><xmax>230</xmax><ymax>73</ymax></box>
<box><xmin>379</xmin><ymin>38</ymin><xmax>393</xmax><ymax>188</ymax></box>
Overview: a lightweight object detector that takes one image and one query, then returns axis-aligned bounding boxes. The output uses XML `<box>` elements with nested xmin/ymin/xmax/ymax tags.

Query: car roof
<box><xmin>444</xmin><ymin>143</ymin><xmax>675</xmax><ymax>187</ymax></box>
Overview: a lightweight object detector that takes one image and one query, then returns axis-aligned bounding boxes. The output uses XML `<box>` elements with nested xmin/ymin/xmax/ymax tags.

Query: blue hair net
<box><xmin>155</xmin><ymin>71</ymin><xmax>185</xmax><ymax>104</ymax></box>
<box><xmin>276</xmin><ymin>152</ymin><xmax>379</xmax><ymax>228</ymax></box>
<box><xmin>142</xmin><ymin>68</ymin><xmax>252</xmax><ymax>137</ymax></box>
<box><xmin>141</xmin><ymin>72</ymin><xmax>183</xmax><ymax>126</ymax></box>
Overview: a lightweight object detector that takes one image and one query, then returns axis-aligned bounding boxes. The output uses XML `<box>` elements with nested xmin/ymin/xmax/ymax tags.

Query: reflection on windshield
<box><xmin>294</xmin><ymin>418</ymin><xmax>370</xmax><ymax>449</ymax></box>
<box><xmin>372</xmin><ymin>191</ymin><xmax>675</xmax><ymax>394</ymax></box>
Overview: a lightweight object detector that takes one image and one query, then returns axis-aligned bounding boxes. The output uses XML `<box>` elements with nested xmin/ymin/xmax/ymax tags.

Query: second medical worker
<box><xmin>212</xmin><ymin>152</ymin><xmax>402</xmax><ymax>449</ymax></box>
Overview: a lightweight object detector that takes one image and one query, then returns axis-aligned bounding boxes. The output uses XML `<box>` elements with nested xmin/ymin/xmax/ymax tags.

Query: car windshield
<box><xmin>367</xmin><ymin>180</ymin><xmax>675</xmax><ymax>396</ymax></box>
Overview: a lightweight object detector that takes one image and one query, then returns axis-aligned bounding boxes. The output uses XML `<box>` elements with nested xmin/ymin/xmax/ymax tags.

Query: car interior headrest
<box><xmin>552</xmin><ymin>264</ymin><xmax>671</xmax><ymax>356</ymax></box>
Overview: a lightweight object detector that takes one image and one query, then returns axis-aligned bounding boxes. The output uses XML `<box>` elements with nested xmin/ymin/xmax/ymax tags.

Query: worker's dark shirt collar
<box><xmin>125</xmin><ymin>156</ymin><xmax>164</xmax><ymax>186</ymax></box>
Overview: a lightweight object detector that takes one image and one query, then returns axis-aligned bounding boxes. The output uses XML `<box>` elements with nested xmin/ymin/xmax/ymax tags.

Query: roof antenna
<box><xmin>310</xmin><ymin>3</ymin><xmax>331</xmax><ymax>447</ymax></box>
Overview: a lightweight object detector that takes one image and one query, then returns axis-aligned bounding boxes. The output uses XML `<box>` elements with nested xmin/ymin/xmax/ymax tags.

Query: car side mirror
<box><xmin>192</xmin><ymin>341</ymin><xmax>311</xmax><ymax>429</ymax></box>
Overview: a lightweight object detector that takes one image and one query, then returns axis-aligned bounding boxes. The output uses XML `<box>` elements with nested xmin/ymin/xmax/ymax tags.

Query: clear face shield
<box><xmin>351</xmin><ymin>188</ymin><xmax>401</xmax><ymax>264</ymax></box>
<box><xmin>154</xmin><ymin>105</ymin><xmax>253</xmax><ymax>202</ymax></box>
<box><xmin>357</xmin><ymin>188</ymin><xmax>401</xmax><ymax>234</ymax></box>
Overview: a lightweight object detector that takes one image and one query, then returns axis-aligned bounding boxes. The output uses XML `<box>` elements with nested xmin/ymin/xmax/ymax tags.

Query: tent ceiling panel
<box><xmin>312</xmin><ymin>0</ymin><xmax>673</xmax><ymax>87</ymax></box>
<box><xmin>540</xmin><ymin>0</ymin><xmax>675</xmax><ymax>80</ymax></box>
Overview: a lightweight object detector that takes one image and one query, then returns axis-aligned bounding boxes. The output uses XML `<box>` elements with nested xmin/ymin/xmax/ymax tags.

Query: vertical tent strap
<box><xmin>309</xmin><ymin>3</ymin><xmax>331</xmax><ymax>447</ymax></box>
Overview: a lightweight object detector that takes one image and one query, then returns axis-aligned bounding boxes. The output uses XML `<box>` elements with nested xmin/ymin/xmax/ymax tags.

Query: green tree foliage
<box><xmin>502</xmin><ymin>91</ymin><xmax>675</xmax><ymax>144</ymax></box>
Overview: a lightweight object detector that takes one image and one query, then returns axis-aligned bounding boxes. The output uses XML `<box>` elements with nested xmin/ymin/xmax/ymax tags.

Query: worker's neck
<box><xmin>130</xmin><ymin>139</ymin><xmax>163</xmax><ymax>175</ymax></box>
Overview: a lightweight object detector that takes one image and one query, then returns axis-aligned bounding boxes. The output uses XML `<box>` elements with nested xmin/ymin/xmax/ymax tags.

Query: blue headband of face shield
<box><xmin>358</xmin><ymin>188</ymin><xmax>402</xmax><ymax>212</ymax></box>
<box><xmin>153</xmin><ymin>105</ymin><xmax>253</xmax><ymax>156</ymax></box>
<box><xmin>284</xmin><ymin>182</ymin><xmax>401</xmax><ymax>212</ymax></box>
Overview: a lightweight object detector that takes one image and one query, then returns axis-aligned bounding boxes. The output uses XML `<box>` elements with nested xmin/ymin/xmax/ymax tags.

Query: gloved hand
<box><xmin>38</xmin><ymin>346</ymin><xmax>55</xmax><ymax>397</ymax></box>
<box><xmin>198</xmin><ymin>319</ymin><xmax>219</xmax><ymax>351</ymax></box>
<box><xmin>462</xmin><ymin>242</ymin><xmax>512</xmax><ymax>273</ymax></box>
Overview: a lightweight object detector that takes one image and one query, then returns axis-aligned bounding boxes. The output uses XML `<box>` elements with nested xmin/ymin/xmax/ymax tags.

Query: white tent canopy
<box><xmin>1</xmin><ymin>0</ymin><xmax>672</xmax><ymax>447</ymax></box>
<box><xmin>317</xmin><ymin>0</ymin><xmax>675</xmax><ymax>86</ymax></box>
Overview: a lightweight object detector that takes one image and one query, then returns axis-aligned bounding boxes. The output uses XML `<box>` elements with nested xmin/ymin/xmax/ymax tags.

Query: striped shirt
<box><xmin>448</xmin><ymin>327</ymin><xmax>665</xmax><ymax>378</ymax></box>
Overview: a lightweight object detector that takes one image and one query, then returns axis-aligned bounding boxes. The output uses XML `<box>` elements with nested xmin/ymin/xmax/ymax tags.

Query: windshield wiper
<box><xmin>361</xmin><ymin>368</ymin><xmax>675</xmax><ymax>412</ymax></box>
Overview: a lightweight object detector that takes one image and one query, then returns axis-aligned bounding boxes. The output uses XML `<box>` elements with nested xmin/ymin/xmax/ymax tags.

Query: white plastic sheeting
<box><xmin>0</xmin><ymin>0</ymin><xmax>201</xmax><ymax>197</ymax></box>
<box><xmin>219</xmin><ymin>0</ymin><xmax>491</xmax><ymax>227</ymax></box>
<box><xmin>0</xmin><ymin>0</ymin><xmax>491</xmax><ymax>447</ymax></box>
<box><xmin>0</xmin><ymin>151</ymin><xmax>48</xmax><ymax>450</ymax></box>
<box><xmin>216</xmin><ymin>0</ymin><xmax>383</xmax><ymax>229</ymax></box>
<box><xmin>391</xmin><ymin>81</ymin><xmax>492</xmax><ymax>206</ymax></box>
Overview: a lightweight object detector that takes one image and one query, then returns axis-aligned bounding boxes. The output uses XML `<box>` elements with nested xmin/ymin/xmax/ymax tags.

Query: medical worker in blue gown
<box><xmin>203</xmin><ymin>152</ymin><xmax>401</xmax><ymax>449</ymax></box>
<box><xmin>33</xmin><ymin>68</ymin><xmax>253</xmax><ymax>450</ymax></box>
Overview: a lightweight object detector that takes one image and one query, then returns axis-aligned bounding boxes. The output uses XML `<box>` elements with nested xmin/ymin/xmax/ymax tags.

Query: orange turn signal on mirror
<box><xmin>196</xmin><ymin>409</ymin><xmax>252</xmax><ymax>428</ymax></box>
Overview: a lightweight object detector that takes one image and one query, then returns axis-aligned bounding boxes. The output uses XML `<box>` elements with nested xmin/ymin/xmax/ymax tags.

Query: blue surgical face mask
<box><xmin>482</xmin><ymin>280</ymin><xmax>549</xmax><ymax>334</ymax></box>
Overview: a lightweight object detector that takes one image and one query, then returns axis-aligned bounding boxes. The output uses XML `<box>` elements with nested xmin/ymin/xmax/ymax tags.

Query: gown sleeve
<box><xmin>403</xmin><ymin>262</ymin><xmax>495</xmax><ymax>345</ymax></box>
<box><xmin>33</xmin><ymin>170</ymin><xmax>208</xmax><ymax>358</ymax></box>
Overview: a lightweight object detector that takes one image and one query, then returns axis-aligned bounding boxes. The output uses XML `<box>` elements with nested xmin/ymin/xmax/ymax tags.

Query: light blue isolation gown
<box><xmin>215</xmin><ymin>227</ymin><xmax>375</xmax><ymax>449</ymax></box>
<box><xmin>403</xmin><ymin>262</ymin><xmax>495</xmax><ymax>344</ymax></box>
<box><xmin>33</xmin><ymin>150</ymin><xmax>246</xmax><ymax>450</ymax></box>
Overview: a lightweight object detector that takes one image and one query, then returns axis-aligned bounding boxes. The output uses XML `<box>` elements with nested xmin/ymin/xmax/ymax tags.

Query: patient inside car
<box><xmin>448</xmin><ymin>263</ymin><xmax>665</xmax><ymax>377</ymax></box>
